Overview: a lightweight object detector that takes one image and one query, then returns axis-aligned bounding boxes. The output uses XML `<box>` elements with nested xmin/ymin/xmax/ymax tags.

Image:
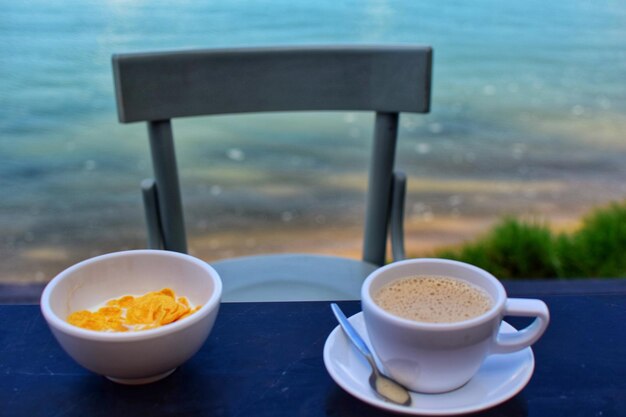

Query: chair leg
<box><xmin>389</xmin><ymin>171</ymin><xmax>407</xmax><ymax>262</ymax></box>
<box><xmin>141</xmin><ymin>178</ymin><xmax>164</xmax><ymax>250</ymax></box>
<box><xmin>363</xmin><ymin>112</ymin><xmax>399</xmax><ymax>266</ymax></box>
<box><xmin>148</xmin><ymin>120</ymin><xmax>188</xmax><ymax>253</ymax></box>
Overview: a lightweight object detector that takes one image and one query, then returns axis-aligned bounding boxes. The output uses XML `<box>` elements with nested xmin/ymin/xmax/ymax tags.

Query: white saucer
<box><xmin>323</xmin><ymin>312</ymin><xmax>535</xmax><ymax>415</ymax></box>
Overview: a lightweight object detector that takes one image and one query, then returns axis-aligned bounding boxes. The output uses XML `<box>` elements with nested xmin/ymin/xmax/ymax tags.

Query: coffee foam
<box><xmin>373</xmin><ymin>275</ymin><xmax>493</xmax><ymax>323</ymax></box>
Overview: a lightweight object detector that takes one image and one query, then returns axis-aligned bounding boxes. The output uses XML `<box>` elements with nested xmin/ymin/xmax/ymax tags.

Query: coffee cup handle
<box><xmin>491</xmin><ymin>298</ymin><xmax>550</xmax><ymax>354</ymax></box>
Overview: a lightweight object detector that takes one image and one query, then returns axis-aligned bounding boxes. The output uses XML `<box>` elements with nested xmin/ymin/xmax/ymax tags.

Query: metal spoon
<box><xmin>330</xmin><ymin>303</ymin><xmax>412</xmax><ymax>406</ymax></box>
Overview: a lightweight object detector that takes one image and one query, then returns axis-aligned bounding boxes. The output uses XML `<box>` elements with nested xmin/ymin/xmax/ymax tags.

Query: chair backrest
<box><xmin>113</xmin><ymin>45</ymin><xmax>432</xmax><ymax>265</ymax></box>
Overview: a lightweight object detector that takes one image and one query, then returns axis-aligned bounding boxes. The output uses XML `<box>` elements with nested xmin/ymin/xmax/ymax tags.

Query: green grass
<box><xmin>434</xmin><ymin>202</ymin><xmax>626</xmax><ymax>279</ymax></box>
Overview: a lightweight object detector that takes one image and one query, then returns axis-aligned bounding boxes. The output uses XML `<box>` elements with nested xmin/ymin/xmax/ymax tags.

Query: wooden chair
<box><xmin>112</xmin><ymin>45</ymin><xmax>432</xmax><ymax>301</ymax></box>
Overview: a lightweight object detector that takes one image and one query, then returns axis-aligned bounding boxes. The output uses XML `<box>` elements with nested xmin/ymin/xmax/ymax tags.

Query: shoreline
<box><xmin>190</xmin><ymin>213</ymin><xmax>583</xmax><ymax>263</ymax></box>
<box><xmin>5</xmin><ymin>209</ymin><xmax>587</xmax><ymax>285</ymax></box>
<box><xmin>4</xmin><ymin>176</ymin><xmax>624</xmax><ymax>285</ymax></box>
<box><xmin>0</xmin><ymin>174</ymin><xmax>626</xmax><ymax>284</ymax></box>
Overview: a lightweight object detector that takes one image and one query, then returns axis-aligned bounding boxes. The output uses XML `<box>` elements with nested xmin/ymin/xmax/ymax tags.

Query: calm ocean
<box><xmin>2</xmin><ymin>0</ymin><xmax>626</xmax><ymax>282</ymax></box>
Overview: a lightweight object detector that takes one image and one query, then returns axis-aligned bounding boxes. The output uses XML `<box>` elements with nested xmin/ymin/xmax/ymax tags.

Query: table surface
<box><xmin>1</xmin><ymin>281</ymin><xmax>625</xmax><ymax>417</ymax></box>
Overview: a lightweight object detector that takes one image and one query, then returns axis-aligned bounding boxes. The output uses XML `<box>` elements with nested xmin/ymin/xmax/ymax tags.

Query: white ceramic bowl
<box><xmin>41</xmin><ymin>250</ymin><xmax>222</xmax><ymax>384</ymax></box>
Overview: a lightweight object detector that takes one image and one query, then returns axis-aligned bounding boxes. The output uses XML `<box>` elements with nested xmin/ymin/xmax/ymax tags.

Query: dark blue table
<box><xmin>1</xmin><ymin>281</ymin><xmax>625</xmax><ymax>417</ymax></box>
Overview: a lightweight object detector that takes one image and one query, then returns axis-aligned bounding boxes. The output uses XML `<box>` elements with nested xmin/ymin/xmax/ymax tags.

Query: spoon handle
<box><xmin>330</xmin><ymin>303</ymin><xmax>375</xmax><ymax>360</ymax></box>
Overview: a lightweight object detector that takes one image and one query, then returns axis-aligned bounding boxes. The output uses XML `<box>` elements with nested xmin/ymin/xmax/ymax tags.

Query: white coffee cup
<box><xmin>361</xmin><ymin>258</ymin><xmax>549</xmax><ymax>393</ymax></box>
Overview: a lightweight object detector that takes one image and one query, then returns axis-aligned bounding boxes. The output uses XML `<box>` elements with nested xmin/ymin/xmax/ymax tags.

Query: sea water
<box><xmin>1</xmin><ymin>0</ymin><xmax>626</xmax><ymax>282</ymax></box>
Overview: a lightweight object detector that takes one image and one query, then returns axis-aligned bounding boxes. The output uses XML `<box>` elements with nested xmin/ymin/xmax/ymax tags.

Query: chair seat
<box><xmin>210</xmin><ymin>254</ymin><xmax>379</xmax><ymax>302</ymax></box>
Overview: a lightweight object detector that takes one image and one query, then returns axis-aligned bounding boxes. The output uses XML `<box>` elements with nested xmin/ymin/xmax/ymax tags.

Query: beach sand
<box><xmin>2</xmin><ymin>216</ymin><xmax>541</xmax><ymax>285</ymax></box>
<box><xmin>189</xmin><ymin>212</ymin><xmax>581</xmax><ymax>263</ymax></box>
<box><xmin>6</xmin><ymin>175</ymin><xmax>608</xmax><ymax>285</ymax></box>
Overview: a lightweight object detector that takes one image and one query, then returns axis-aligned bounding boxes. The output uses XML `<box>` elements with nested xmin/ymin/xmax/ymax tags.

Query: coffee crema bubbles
<box><xmin>373</xmin><ymin>275</ymin><xmax>493</xmax><ymax>323</ymax></box>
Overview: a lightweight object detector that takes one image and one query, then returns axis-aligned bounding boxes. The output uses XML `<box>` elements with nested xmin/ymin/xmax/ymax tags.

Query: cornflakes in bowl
<box><xmin>67</xmin><ymin>288</ymin><xmax>201</xmax><ymax>332</ymax></box>
<box><xmin>41</xmin><ymin>250</ymin><xmax>222</xmax><ymax>384</ymax></box>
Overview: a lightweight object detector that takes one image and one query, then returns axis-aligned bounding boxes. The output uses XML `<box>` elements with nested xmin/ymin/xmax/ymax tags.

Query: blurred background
<box><xmin>2</xmin><ymin>0</ymin><xmax>626</xmax><ymax>283</ymax></box>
